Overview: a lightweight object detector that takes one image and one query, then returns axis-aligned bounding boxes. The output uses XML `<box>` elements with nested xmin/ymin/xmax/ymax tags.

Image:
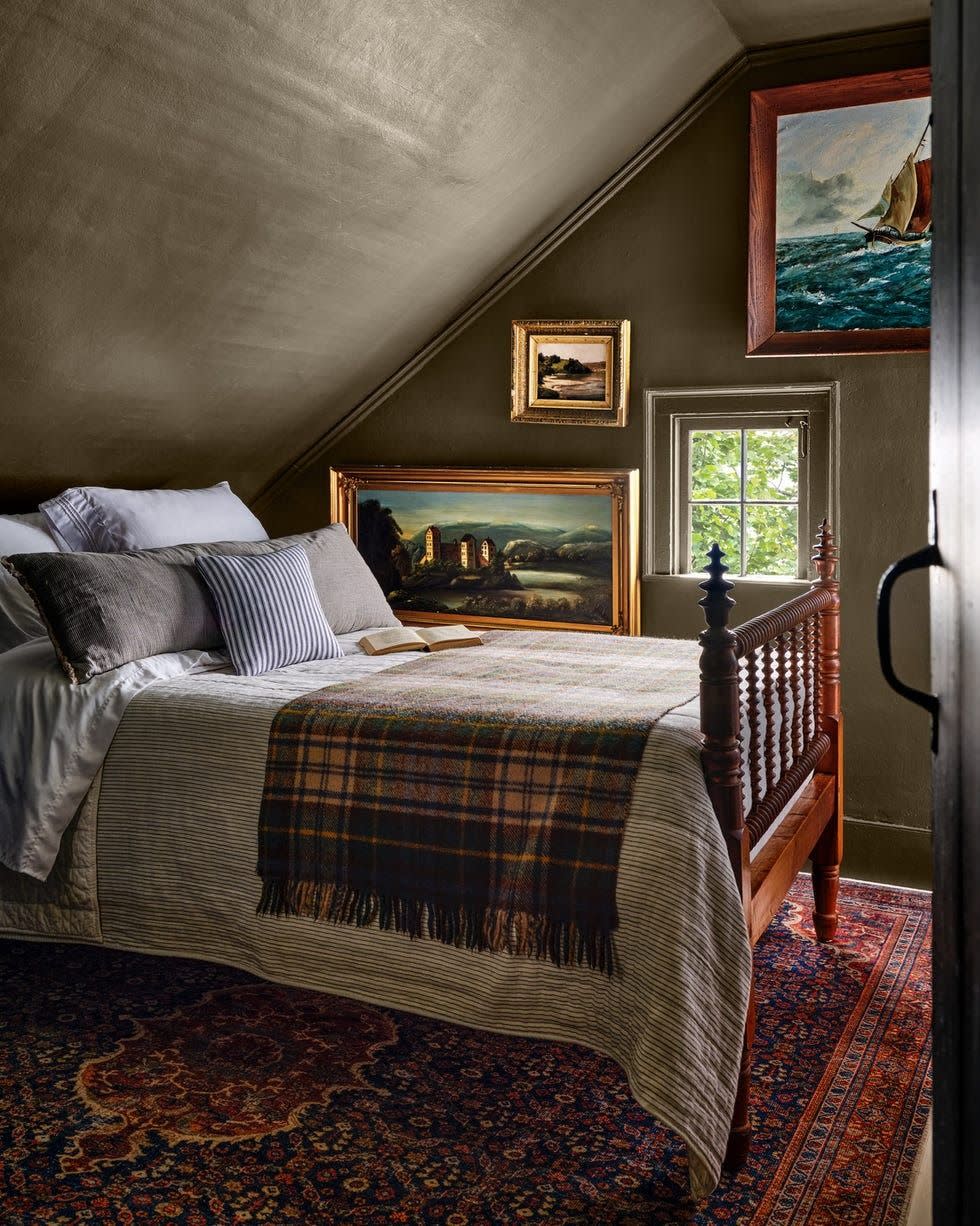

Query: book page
<box><xmin>415</xmin><ymin>624</ymin><xmax>482</xmax><ymax>646</ymax></box>
<box><xmin>358</xmin><ymin>627</ymin><xmax>426</xmax><ymax>655</ymax></box>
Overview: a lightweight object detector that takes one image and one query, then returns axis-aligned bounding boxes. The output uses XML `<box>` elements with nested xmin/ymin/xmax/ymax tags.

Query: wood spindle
<box><xmin>813</xmin><ymin>611</ymin><xmax>823</xmax><ymax>729</ymax></box>
<box><xmin>778</xmin><ymin>633</ymin><xmax>792</xmax><ymax>778</ymax></box>
<box><xmin>805</xmin><ymin>616</ymin><xmax>817</xmax><ymax>742</ymax></box>
<box><xmin>745</xmin><ymin>648</ymin><xmax>763</xmax><ymax>813</ymax></box>
<box><xmin>790</xmin><ymin>623</ymin><xmax>803</xmax><ymax>762</ymax></box>
<box><xmin>762</xmin><ymin>640</ymin><xmax>776</xmax><ymax>793</ymax></box>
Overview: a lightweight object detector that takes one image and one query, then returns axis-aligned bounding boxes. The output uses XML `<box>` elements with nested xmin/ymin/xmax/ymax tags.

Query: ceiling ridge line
<box><xmin>250</xmin><ymin>20</ymin><xmax>929</xmax><ymax>515</ymax></box>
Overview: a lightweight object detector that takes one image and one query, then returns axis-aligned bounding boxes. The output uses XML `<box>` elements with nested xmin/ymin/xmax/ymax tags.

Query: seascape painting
<box><xmin>354</xmin><ymin>488</ymin><xmax>615</xmax><ymax>627</ymax></box>
<box><xmin>532</xmin><ymin>338</ymin><xmax>611</xmax><ymax>404</ymax></box>
<box><xmin>775</xmin><ymin>95</ymin><xmax>932</xmax><ymax>333</ymax></box>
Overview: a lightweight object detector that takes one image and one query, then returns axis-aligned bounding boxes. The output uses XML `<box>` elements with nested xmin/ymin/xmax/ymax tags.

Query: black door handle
<box><xmin>876</xmin><ymin>537</ymin><xmax>941</xmax><ymax>752</ymax></box>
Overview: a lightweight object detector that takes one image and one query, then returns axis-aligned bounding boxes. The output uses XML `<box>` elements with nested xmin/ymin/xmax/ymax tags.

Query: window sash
<box><xmin>676</xmin><ymin>415</ymin><xmax>809</xmax><ymax>579</ymax></box>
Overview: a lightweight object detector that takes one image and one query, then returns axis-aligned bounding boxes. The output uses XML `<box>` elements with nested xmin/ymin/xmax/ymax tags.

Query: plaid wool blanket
<box><xmin>257</xmin><ymin>631</ymin><xmax>699</xmax><ymax>972</ymax></box>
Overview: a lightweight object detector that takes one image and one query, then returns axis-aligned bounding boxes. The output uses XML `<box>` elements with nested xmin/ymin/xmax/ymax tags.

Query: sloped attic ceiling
<box><xmin>0</xmin><ymin>0</ymin><xmax>927</xmax><ymax>509</ymax></box>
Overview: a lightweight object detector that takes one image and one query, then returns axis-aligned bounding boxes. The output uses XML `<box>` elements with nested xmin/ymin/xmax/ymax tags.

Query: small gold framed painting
<box><xmin>511</xmin><ymin>318</ymin><xmax>630</xmax><ymax>427</ymax></box>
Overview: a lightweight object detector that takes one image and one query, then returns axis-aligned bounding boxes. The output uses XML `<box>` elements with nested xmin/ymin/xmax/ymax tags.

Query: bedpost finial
<box><xmin>812</xmin><ymin>519</ymin><xmax>839</xmax><ymax>587</ymax></box>
<box><xmin>698</xmin><ymin>542</ymin><xmax>736</xmax><ymax>631</ymax></box>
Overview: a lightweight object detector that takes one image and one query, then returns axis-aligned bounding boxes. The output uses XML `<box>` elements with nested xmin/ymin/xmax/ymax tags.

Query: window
<box><xmin>680</xmin><ymin>419</ymin><xmax>804</xmax><ymax>577</ymax></box>
<box><xmin>644</xmin><ymin>384</ymin><xmax>838</xmax><ymax>582</ymax></box>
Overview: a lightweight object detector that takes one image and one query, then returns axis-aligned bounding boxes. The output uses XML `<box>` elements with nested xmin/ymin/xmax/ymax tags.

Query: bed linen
<box><xmin>39</xmin><ymin>481</ymin><xmax>267</xmax><ymax>552</ymax></box>
<box><xmin>0</xmin><ymin>513</ymin><xmax>58</xmax><ymax>650</ymax></box>
<box><xmin>0</xmin><ymin>638</ymin><xmax>226</xmax><ymax>878</ymax></box>
<box><xmin>0</xmin><ymin>633</ymin><xmax>752</xmax><ymax>1197</ymax></box>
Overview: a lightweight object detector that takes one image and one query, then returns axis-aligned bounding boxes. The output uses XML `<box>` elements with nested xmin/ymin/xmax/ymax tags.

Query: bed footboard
<box><xmin>699</xmin><ymin>520</ymin><xmax>842</xmax><ymax>1170</ymax></box>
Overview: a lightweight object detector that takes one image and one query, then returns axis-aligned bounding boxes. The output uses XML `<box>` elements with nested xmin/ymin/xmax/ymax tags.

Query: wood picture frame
<box><xmin>511</xmin><ymin>319</ymin><xmax>630</xmax><ymax>426</ymax></box>
<box><xmin>747</xmin><ymin>67</ymin><xmax>931</xmax><ymax>356</ymax></box>
<box><xmin>330</xmin><ymin>466</ymin><xmax>639</xmax><ymax>635</ymax></box>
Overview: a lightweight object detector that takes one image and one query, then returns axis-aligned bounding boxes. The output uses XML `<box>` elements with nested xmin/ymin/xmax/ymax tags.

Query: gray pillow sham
<box><xmin>2</xmin><ymin>523</ymin><xmax>399</xmax><ymax>683</ymax></box>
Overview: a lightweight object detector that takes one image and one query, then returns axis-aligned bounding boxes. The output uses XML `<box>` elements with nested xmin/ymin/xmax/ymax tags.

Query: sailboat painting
<box><xmin>775</xmin><ymin>98</ymin><xmax>931</xmax><ymax>332</ymax></box>
<box><xmin>748</xmin><ymin>68</ymin><xmax>931</xmax><ymax>355</ymax></box>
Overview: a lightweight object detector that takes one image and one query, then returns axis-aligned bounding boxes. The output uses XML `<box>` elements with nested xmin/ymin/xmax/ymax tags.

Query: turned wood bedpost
<box><xmin>699</xmin><ymin>543</ymin><xmax>753</xmax><ymax>1169</ymax></box>
<box><xmin>699</xmin><ymin>543</ymin><xmax>751</xmax><ymax>915</ymax></box>
<box><xmin>810</xmin><ymin>520</ymin><xmax>843</xmax><ymax>942</ymax></box>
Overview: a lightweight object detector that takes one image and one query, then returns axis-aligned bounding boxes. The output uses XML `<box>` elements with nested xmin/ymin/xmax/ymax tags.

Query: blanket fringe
<box><xmin>258</xmin><ymin>880</ymin><xmax>618</xmax><ymax>976</ymax></box>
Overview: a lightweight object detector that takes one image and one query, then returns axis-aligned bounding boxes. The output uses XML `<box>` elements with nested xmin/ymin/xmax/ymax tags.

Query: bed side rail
<box><xmin>699</xmin><ymin>523</ymin><xmax>841</xmax><ymax>891</ymax></box>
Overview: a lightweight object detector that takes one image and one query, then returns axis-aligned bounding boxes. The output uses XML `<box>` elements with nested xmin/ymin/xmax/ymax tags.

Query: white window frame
<box><xmin>643</xmin><ymin>383</ymin><xmax>840</xmax><ymax>583</ymax></box>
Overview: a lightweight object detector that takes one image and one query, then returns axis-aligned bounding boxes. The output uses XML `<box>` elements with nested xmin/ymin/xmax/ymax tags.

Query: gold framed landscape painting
<box><xmin>748</xmin><ymin>67</ymin><xmax>931</xmax><ymax>356</ymax></box>
<box><xmin>511</xmin><ymin>319</ymin><xmax>630</xmax><ymax>426</ymax></box>
<box><xmin>330</xmin><ymin>466</ymin><xmax>639</xmax><ymax>635</ymax></box>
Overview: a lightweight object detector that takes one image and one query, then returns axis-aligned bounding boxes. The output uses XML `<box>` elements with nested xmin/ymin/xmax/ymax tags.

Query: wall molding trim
<box><xmin>251</xmin><ymin>20</ymin><xmax>929</xmax><ymax>516</ymax></box>
<box><xmin>842</xmin><ymin>815</ymin><xmax>932</xmax><ymax>891</ymax></box>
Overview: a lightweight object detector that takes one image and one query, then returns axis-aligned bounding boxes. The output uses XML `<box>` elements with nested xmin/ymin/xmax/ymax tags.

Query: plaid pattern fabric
<box><xmin>257</xmin><ymin>631</ymin><xmax>699</xmax><ymax>972</ymax></box>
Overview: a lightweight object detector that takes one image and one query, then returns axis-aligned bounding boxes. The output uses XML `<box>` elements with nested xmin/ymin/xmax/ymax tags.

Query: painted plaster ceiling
<box><xmin>0</xmin><ymin>0</ymin><xmax>928</xmax><ymax>508</ymax></box>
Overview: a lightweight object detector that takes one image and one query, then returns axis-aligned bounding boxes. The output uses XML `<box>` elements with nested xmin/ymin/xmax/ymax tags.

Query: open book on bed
<box><xmin>358</xmin><ymin>624</ymin><xmax>484</xmax><ymax>655</ymax></box>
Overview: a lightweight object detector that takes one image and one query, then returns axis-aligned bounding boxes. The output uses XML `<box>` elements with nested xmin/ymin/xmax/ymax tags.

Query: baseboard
<box><xmin>841</xmin><ymin>817</ymin><xmax>932</xmax><ymax>891</ymax></box>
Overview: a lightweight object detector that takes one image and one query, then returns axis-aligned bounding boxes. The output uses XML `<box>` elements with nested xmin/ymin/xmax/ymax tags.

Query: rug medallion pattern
<box><xmin>62</xmin><ymin>987</ymin><xmax>398</xmax><ymax>1174</ymax></box>
<box><xmin>0</xmin><ymin>879</ymin><xmax>931</xmax><ymax>1223</ymax></box>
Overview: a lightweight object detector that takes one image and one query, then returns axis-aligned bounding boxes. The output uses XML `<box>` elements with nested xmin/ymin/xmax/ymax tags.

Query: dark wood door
<box><xmin>931</xmin><ymin>2</ymin><xmax>980</xmax><ymax>1220</ymax></box>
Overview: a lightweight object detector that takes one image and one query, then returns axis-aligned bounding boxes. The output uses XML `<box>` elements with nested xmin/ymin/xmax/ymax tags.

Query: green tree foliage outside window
<box><xmin>688</xmin><ymin>428</ymin><xmax>799</xmax><ymax>576</ymax></box>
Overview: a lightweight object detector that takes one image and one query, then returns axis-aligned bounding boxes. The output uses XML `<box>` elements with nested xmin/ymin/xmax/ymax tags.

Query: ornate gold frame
<box><xmin>330</xmin><ymin>466</ymin><xmax>639</xmax><ymax>635</ymax></box>
<box><xmin>511</xmin><ymin>319</ymin><xmax>630</xmax><ymax>427</ymax></box>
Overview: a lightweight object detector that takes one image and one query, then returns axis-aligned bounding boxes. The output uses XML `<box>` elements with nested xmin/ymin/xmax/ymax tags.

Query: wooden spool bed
<box><xmin>699</xmin><ymin>519</ymin><xmax>843</xmax><ymax>1168</ymax></box>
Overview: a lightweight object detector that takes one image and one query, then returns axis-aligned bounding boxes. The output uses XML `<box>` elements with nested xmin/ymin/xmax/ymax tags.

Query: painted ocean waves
<box><xmin>775</xmin><ymin>231</ymin><xmax>931</xmax><ymax>333</ymax></box>
<box><xmin>747</xmin><ymin>81</ymin><xmax>934</xmax><ymax>350</ymax></box>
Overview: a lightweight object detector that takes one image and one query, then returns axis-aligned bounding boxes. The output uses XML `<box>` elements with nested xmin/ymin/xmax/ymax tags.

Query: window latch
<box><xmin>787</xmin><ymin>416</ymin><xmax>809</xmax><ymax>458</ymax></box>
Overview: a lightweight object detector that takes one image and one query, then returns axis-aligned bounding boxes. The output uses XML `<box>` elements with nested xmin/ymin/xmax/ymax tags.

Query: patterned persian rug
<box><xmin>0</xmin><ymin>878</ymin><xmax>930</xmax><ymax>1225</ymax></box>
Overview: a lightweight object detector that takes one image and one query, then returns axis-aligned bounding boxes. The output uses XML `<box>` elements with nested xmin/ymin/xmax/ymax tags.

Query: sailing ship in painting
<box><xmin>853</xmin><ymin>116</ymin><xmax>932</xmax><ymax>247</ymax></box>
<box><xmin>773</xmin><ymin>95</ymin><xmax>932</xmax><ymax>333</ymax></box>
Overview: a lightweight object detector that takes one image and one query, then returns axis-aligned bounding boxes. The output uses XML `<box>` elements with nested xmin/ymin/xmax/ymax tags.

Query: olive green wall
<box><xmin>269</xmin><ymin>34</ymin><xmax>933</xmax><ymax>888</ymax></box>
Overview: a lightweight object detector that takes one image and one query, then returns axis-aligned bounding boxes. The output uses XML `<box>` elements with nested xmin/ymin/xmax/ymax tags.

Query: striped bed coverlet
<box><xmin>9</xmin><ymin>636</ymin><xmax>752</xmax><ymax>1196</ymax></box>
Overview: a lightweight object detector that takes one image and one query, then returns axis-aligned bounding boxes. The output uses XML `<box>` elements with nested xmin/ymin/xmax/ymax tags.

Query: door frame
<box><xmin>930</xmin><ymin>1</ymin><xmax>980</xmax><ymax>1220</ymax></box>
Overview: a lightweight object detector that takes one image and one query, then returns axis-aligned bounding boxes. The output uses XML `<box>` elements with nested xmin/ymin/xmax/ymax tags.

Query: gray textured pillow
<box><xmin>2</xmin><ymin>524</ymin><xmax>398</xmax><ymax>682</ymax></box>
<box><xmin>283</xmin><ymin>524</ymin><xmax>400</xmax><ymax>636</ymax></box>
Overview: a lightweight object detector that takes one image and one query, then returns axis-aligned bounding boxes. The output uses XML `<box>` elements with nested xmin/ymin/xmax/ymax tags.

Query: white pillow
<box><xmin>0</xmin><ymin>513</ymin><xmax>58</xmax><ymax>650</ymax></box>
<box><xmin>0</xmin><ymin>511</ymin><xmax>59</xmax><ymax>555</ymax></box>
<box><xmin>40</xmin><ymin>482</ymin><xmax>269</xmax><ymax>552</ymax></box>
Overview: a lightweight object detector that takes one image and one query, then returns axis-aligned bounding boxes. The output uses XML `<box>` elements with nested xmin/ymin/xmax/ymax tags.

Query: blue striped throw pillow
<box><xmin>195</xmin><ymin>546</ymin><xmax>342</xmax><ymax>676</ymax></box>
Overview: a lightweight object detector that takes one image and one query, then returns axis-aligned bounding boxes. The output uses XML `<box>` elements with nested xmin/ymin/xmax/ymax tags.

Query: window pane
<box><xmin>690</xmin><ymin>430</ymin><xmax>741</xmax><ymax>501</ymax></box>
<box><xmin>745</xmin><ymin>428</ymin><xmax>798</xmax><ymax>501</ymax></box>
<box><xmin>690</xmin><ymin>504</ymin><xmax>741</xmax><ymax>573</ymax></box>
<box><xmin>745</xmin><ymin>504</ymin><xmax>798</xmax><ymax>576</ymax></box>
